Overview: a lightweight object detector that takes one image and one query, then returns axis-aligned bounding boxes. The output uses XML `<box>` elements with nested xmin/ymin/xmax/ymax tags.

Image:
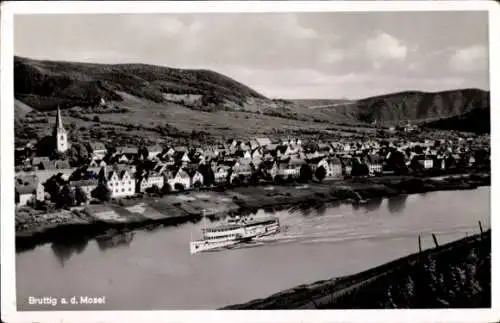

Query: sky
<box><xmin>14</xmin><ymin>11</ymin><xmax>489</xmax><ymax>99</ymax></box>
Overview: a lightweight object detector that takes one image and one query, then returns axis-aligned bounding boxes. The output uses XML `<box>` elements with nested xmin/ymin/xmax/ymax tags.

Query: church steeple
<box><xmin>53</xmin><ymin>106</ymin><xmax>69</xmax><ymax>153</ymax></box>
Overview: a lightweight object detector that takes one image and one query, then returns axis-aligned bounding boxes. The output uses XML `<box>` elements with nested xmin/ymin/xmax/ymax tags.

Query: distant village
<box><xmin>14</xmin><ymin>107</ymin><xmax>490</xmax><ymax>208</ymax></box>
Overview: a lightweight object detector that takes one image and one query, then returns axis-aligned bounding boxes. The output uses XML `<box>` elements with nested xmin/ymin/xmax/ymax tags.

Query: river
<box><xmin>16</xmin><ymin>187</ymin><xmax>490</xmax><ymax>310</ymax></box>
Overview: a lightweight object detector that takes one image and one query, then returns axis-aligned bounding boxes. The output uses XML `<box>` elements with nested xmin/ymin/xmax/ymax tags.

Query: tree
<box><xmin>351</xmin><ymin>160</ymin><xmax>369</xmax><ymax>177</ymax></box>
<box><xmin>162</xmin><ymin>183</ymin><xmax>172</xmax><ymax>194</ymax></box>
<box><xmin>138</xmin><ymin>146</ymin><xmax>149</xmax><ymax>161</ymax></box>
<box><xmin>198</xmin><ymin>164</ymin><xmax>215</xmax><ymax>187</ymax></box>
<box><xmin>91</xmin><ymin>183</ymin><xmax>111</xmax><ymax>202</ymax></box>
<box><xmin>299</xmin><ymin>164</ymin><xmax>313</xmax><ymax>183</ymax></box>
<box><xmin>315</xmin><ymin>165</ymin><xmax>327</xmax><ymax>182</ymax></box>
<box><xmin>385</xmin><ymin>149</ymin><xmax>408</xmax><ymax>175</ymax></box>
<box><xmin>273</xmin><ymin>175</ymin><xmax>284</xmax><ymax>185</ymax></box>
<box><xmin>56</xmin><ymin>184</ymin><xmax>75</xmax><ymax>208</ymax></box>
<box><xmin>35</xmin><ymin>135</ymin><xmax>55</xmax><ymax>157</ymax></box>
<box><xmin>193</xmin><ymin>181</ymin><xmax>202</xmax><ymax>190</ymax></box>
<box><xmin>67</xmin><ymin>143</ymin><xmax>90</xmax><ymax>167</ymax></box>
<box><xmin>44</xmin><ymin>174</ymin><xmax>65</xmax><ymax>202</ymax></box>
<box><xmin>174</xmin><ymin>183</ymin><xmax>185</xmax><ymax>191</ymax></box>
<box><xmin>15</xmin><ymin>190</ymin><xmax>20</xmax><ymax>204</ymax></box>
<box><xmin>231</xmin><ymin>176</ymin><xmax>241</xmax><ymax>186</ymax></box>
<box><xmin>250</xmin><ymin>171</ymin><xmax>260</xmax><ymax>186</ymax></box>
<box><xmin>74</xmin><ymin>186</ymin><xmax>88</xmax><ymax>205</ymax></box>
<box><xmin>146</xmin><ymin>185</ymin><xmax>160</xmax><ymax>195</ymax></box>
<box><xmin>93</xmin><ymin>115</ymin><xmax>100</xmax><ymax>122</ymax></box>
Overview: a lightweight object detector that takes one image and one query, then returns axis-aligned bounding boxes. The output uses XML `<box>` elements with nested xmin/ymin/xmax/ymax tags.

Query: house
<box><xmin>69</xmin><ymin>179</ymin><xmax>99</xmax><ymax>201</ymax></box>
<box><xmin>39</xmin><ymin>160</ymin><xmax>71</xmax><ymax>171</ymax></box>
<box><xmin>117</xmin><ymin>154</ymin><xmax>129</xmax><ymax>164</ymax></box>
<box><xmin>251</xmin><ymin>148</ymin><xmax>263</xmax><ymax>161</ymax></box>
<box><xmin>328</xmin><ymin>157</ymin><xmax>343</xmax><ymax>179</ymax></box>
<box><xmin>341</xmin><ymin>158</ymin><xmax>353</xmax><ymax>176</ymax></box>
<box><xmin>119</xmin><ymin>147</ymin><xmax>139</xmax><ymax>159</ymax></box>
<box><xmin>238</xmin><ymin>141</ymin><xmax>250</xmax><ymax>151</ymax></box>
<box><xmin>227</xmin><ymin>139</ymin><xmax>238</xmax><ymax>149</ymax></box>
<box><xmin>213</xmin><ymin>166</ymin><xmax>230</xmax><ymax>184</ymax></box>
<box><xmin>147</xmin><ymin>145</ymin><xmax>163</xmax><ymax>160</ymax></box>
<box><xmin>230</xmin><ymin>161</ymin><xmax>253</xmax><ymax>183</ymax></box>
<box><xmin>277</xmin><ymin>159</ymin><xmax>304</xmax><ymax>180</ymax></box>
<box><xmin>163</xmin><ymin>147</ymin><xmax>176</xmax><ymax>157</ymax></box>
<box><xmin>423</xmin><ymin>155</ymin><xmax>434</xmax><ymax>169</ymax></box>
<box><xmin>138</xmin><ymin>171</ymin><xmax>164</xmax><ymax>193</ymax></box>
<box><xmin>105</xmin><ymin>168</ymin><xmax>135</xmax><ymax>198</ymax></box>
<box><xmin>32</xmin><ymin>156</ymin><xmax>50</xmax><ymax>169</ymax></box>
<box><xmin>260</xmin><ymin>160</ymin><xmax>278</xmax><ymax>180</ymax></box>
<box><xmin>276</xmin><ymin>145</ymin><xmax>296</xmax><ymax>159</ymax></box>
<box><xmin>307</xmin><ymin>157</ymin><xmax>327</xmax><ymax>171</ymax></box>
<box><xmin>409</xmin><ymin>154</ymin><xmax>432</xmax><ymax>170</ymax></box>
<box><xmin>234</xmin><ymin>150</ymin><xmax>252</xmax><ymax>160</ymax></box>
<box><xmin>317</xmin><ymin>143</ymin><xmax>333</xmax><ymax>156</ymax></box>
<box><xmin>16</xmin><ymin>185</ymin><xmax>35</xmax><ymax>206</ymax></box>
<box><xmin>165</xmin><ymin>167</ymin><xmax>191</xmax><ymax>191</ymax></box>
<box><xmin>290</xmin><ymin>138</ymin><xmax>302</xmax><ymax>147</ymax></box>
<box><xmin>188</xmin><ymin>169</ymin><xmax>204</xmax><ymax>187</ymax></box>
<box><xmin>151</xmin><ymin>162</ymin><xmax>169</xmax><ymax>175</ymax></box>
<box><xmin>173</xmin><ymin>151</ymin><xmax>191</xmax><ymax>165</ymax></box>
<box><xmin>204</xmin><ymin>146</ymin><xmax>219</xmax><ymax>159</ymax></box>
<box><xmin>89</xmin><ymin>159</ymin><xmax>107</xmax><ymax>168</ymax></box>
<box><xmin>248</xmin><ymin>139</ymin><xmax>260</xmax><ymax>151</ymax></box>
<box><xmin>88</xmin><ymin>142</ymin><xmax>107</xmax><ymax>159</ymax></box>
<box><xmin>366</xmin><ymin>155</ymin><xmax>383</xmax><ymax>174</ymax></box>
<box><xmin>468</xmin><ymin>155</ymin><xmax>476</xmax><ymax>167</ymax></box>
<box><xmin>255</xmin><ymin>137</ymin><xmax>272</xmax><ymax>148</ymax></box>
<box><xmin>15</xmin><ymin>175</ymin><xmax>44</xmax><ymax>206</ymax></box>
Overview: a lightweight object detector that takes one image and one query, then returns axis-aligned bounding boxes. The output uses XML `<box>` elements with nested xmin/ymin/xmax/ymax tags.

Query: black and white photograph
<box><xmin>1</xmin><ymin>1</ymin><xmax>498</xmax><ymax>322</ymax></box>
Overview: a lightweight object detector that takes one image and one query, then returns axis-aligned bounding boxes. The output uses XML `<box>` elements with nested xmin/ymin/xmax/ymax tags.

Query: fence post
<box><xmin>432</xmin><ymin>233</ymin><xmax>439</xmax><ymax>248</ymax></box>
<box><xmin>418</xmin><ymin>235</ymin><xmax>422</xmax><ymax>253</ymax></box>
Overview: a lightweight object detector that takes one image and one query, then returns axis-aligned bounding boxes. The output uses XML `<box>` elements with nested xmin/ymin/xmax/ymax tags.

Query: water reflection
<box><xmin>361</xmin><ymin>197</ymin><xmax>384</xmax><ymax>213</ymax></box>
<box><xmin>51</xmin><ymin>238</ymin><xmax>89</xmax><ymax>267</ymax></box>
<box><xmin>387</xmin><ymin>194</ymin><xmax>409</xmax><ymax>214</ymax></box>
<box><xmin>314</xmin><ymin>202</ymin><xmax>327</xmax><ymax>216</ymax></box>
<box><xmin>95</xmin><ymin>230</ymin><xmax>135</xmax><ymax>252</ymax></box>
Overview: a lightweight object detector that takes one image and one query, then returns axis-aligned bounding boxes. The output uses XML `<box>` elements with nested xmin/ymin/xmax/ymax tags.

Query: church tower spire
<box><xmin>53</xmin><ymin>106</ymin><xmax>69</xmax><ymax>153</ymax></box>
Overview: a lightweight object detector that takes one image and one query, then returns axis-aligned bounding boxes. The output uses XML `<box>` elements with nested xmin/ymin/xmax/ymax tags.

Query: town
<box><xmin>15</xmin><ymin>105</ymin><xmax>491</xmax><ymax>206</ymax></box>
<box><xmin>14</xmin><ymin>105</ymin><xmax>490</xmax><ymax>222</ymax></box>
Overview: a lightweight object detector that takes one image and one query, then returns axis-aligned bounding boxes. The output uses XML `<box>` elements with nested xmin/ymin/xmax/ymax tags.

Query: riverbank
<box><xmin>222</xmin><ymin>229</ymin><xmax>491</xmax><ymax>309</ymax></box>
<box><xmin>15</xmin><ymin>172</ymin><xmax>490</xmax><ymax>251</ymax></box>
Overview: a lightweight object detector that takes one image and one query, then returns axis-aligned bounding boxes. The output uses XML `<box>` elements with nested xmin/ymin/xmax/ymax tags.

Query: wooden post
<box><xmin>432</xmin><ymin>233</ymin><xmax>439</xmax><ymax>248</ymax></box>
<box><xmin>418</xmin><ymin>235</ymin><xmax>422</xmax><ymax>253</ymax></box>
<box><xmin>478</xmin><ymin>221</ymin><xmax>484</xmax><ymax>234</ymax></box>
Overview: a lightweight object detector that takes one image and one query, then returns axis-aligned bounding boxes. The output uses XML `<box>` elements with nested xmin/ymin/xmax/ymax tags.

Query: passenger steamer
<box><xmin>190</xmin><ymin>215</ymin><xmax>280</xmax><ymax>254</ymax></box>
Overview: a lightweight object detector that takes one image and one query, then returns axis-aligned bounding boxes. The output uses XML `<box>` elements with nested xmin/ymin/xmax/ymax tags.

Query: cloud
<box><xmin>449</xmin><ymin>45</ymin><xmax>488</xmax><ymax>72</ymax></box>
<box><xmin>14</xmin><ymin>13</ymin><xmax>489</xmax><ymax>98</ymax></box>
<box><xmin>365</xmin><ymin>31</ymin><xmax>408</xmax><ymax>67</ymax></box>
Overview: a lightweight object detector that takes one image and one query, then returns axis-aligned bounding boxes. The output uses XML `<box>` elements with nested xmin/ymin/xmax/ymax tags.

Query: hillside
<box><xmin>318</xmin><ymin>89</ymin><xmax>490</xmax><ymax>126</ymax></box>
<box><xmin>14</xmin><ymin>56</ymin><xmax>266</xmax><ymax>111</ymax></box>
<box><xmin>423</xmin><ymin>106</ymin><xmax>490</xmax><ymax>134</ymax></box>
<box><xmin>14</xmin><ymin>57</ymin><xmax>490</xmax><ymax>147</ymax></box>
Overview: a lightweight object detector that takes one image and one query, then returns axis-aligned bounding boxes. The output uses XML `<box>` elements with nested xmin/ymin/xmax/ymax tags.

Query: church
<box><xmin>53</xmin><ymin>106</ymin><xmax>69</xmax><ymax>154</ymax></box>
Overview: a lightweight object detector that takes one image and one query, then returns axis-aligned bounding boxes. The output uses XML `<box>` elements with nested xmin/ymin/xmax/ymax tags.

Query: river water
<box><xmin>16</xmin><ymin>187</ymin><xmax>490</xmax><ymax>310</ymax></box>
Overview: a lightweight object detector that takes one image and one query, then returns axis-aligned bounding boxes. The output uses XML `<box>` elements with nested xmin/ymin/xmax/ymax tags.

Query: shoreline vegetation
<box><xmin>222</xmin><ymin>229</ymin><xmax>491</xmax><ymax>309</ymax></box>
<box><xmin>15</xmin><ymin>172</ymin><xmax>490</xmax><ymax>252</ymax></box>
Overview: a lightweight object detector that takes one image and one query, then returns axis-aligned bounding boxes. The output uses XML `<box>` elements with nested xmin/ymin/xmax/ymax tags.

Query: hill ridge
<box><xmin>14</xmin><ymin>56</ymin><xmax>490</xmax><ymax>134</ymax></box>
